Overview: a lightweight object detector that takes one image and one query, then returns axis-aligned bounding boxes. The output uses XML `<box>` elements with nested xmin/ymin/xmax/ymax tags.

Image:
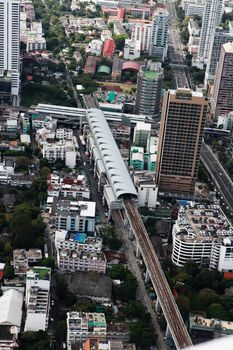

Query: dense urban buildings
<box><xmin>0</xmin><ymin>0</ymin><xmax>20</xmax><ymax>105</ymax></box>
<box><xmin>134</xmin><ymin>61</ymin><xmax>163</xmax><ymax>117</ymax></box>
<box><xmin>204</xmin><ymin>27</ymin><xmax>233</xmax><ymax>86</ymax></box>
<box><xmin>149</xmin><ymin>7</ymin><xmax>169</xmax><ymax>61</ymax></box>
<box><xmin>198</xmin><ymin>0</ymin><xmax>223</xmax><ymax>61</ymax></box>
<box><xmin>155</xmin><ymin>88</ymin><xmax>207</xmax><ymax>196</ymax></box>
<box><xmin>212</xmin><ymin>42</ymin><xmax>233</xmax><ymax>117</ymax></box>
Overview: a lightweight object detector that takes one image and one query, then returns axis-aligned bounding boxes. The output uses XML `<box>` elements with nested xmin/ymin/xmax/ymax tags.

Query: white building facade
<box><xmin>198</xmin><ymin>0</ymin><xmax>223</xmax><ymax>61</ymax></box>
<box><xmin>0</xmin><ymin>0</ymin><xmax>20</xmax><ymax>105</ymax></box>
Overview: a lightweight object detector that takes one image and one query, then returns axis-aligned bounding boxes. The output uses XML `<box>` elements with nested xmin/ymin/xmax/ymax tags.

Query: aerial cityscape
<box><xmin>0</xmin><ymin>0</ymin><xmax>233</xmax><ymax>349</ymax></box>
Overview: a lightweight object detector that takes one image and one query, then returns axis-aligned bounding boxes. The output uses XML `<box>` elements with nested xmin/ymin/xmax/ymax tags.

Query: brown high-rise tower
<box><xmin>155</xmin><ymin>88</ymin><xmax>207</xmax><ymax>196</ymax></box>
<box><xmin>212</xmin><ymin>42</ymin><xmax>233</xmax><ymax>117</ymax></box>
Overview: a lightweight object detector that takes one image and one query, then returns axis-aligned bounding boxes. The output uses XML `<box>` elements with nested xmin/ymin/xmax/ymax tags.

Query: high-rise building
<box><xmin>135</xmin><ymin>61</ymin><xmax>163</xmax><ymax>117</ymax></box>
<box><xmin>0</xmin><ymin>0</ymin><xmax>20</xmax><ymax>105</ymax></box>
<box><xmin>204</xmin><ymin>27</ymin><xmax>233</xmax><ymax>86</ymax></box>
<box><xmin>155</xmin><ymin>88</ymin><xmax>207</xmax><ymax>196</ymax></box>
<box><xmin>149</xmin><ymin>7</ymin><xmax>168</xmax><ymax>61</ymax></box>
<box><xmin>198</xmin><ymin>0</ymin><xmax>223</xmax><ymax>61</ymax></box>
<box><xmin>212</xmin><ymin>42</ymin><xmax>233</xmax><ymax>117</ymax></box>
<box><xmin>131</xmin><ymin>23</ymin><xmax>152</xmax><ymax>53</ymax></box>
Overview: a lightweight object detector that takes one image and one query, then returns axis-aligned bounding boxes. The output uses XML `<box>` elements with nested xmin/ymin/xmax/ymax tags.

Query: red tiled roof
<box><xmin>0</xmin><ymin>271</ymin><xmax>4</xmax><ymax>281</ymax></box>
<box><xmin>117</xmin><ymin>8</ymin><xmax>125</xmax><ymax>20</ymax></box>
<box><xmin>103</xmin><ymin>39</ymin><xmax>115</xmax><ymax>57</ymax></box>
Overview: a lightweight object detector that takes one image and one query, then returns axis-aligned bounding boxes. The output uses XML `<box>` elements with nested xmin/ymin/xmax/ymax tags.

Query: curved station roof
<box><xmin>86</xmin><ymin>109</ymin><xmax>137</xmax><ymax>200</ymax></box>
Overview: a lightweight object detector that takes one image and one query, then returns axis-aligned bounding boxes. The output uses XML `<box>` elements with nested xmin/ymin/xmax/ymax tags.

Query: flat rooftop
<box><xmin>190</xmin><ymin>314</ymin><xmax>233</xmax><ymax>334</ymax></box>
<box><xmin>175</xmin><ymin>204</ymin><xmax>233</xmax><ymax>242</ymax></box>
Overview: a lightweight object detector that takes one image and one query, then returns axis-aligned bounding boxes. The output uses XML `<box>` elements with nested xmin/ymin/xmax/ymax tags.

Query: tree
<box><xmin>208</xmin><ymin>303</ymin><xmax>230</xmax><ymax>321</ymax></box>
<box><xmin>177</xmin><ymin>295</ymin><xmax>191</xmax><ymax>320</ymax></box>
<box><xmin>198</xmin><ymin>289</ymin><xmax>220</xmax><ymax>308</ymax></box>
<box><xmin>39</xmin><ymin>166</ymin><xmax>51</xmax><ymax>178</ymax></box>
<box><xmin>129</xmin><ymin>320</ymin><xmax>157</xmax><ymax>347</ymax></box>
<box><xmin>20</xmin><ymin>331</ymin><xmax>51</xmax><ymax>350</ymax></box>
<box><xmin>113</xmin><ymin>34</ymin><xmax>128</xmax><ymax>50</ymax></box>
<box><xmin>15</xmin><ymin>156</ymin><xmax>31</xmax><ymax>171</ymax></box>
<box><xmin>122</xmin><ymin>301</ymin><xmax>147</xmax><ymax>320</ymax></box>
<box><xmin>4</xmin><ymin>263</ymin><xmax>14</xmax><ymax>280</ymax></box>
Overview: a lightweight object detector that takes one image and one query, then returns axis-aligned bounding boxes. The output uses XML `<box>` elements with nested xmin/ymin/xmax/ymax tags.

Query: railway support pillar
<box><xmin>129</xmin><ymin>227</ymin><xmax>133</xmax><ymax>239</ymax></box>
<box><xmin>155</xmin><ymin>298</ymin><xmax>161</xmax><ymax>313</ymax></box>
<box><xmin>165</xmin><ymin>324</ymin><xmax>172</xmax><ymax>339</ymax></box>
<box><xmin>136</xmin><ymin>241</ymin><xmax>141</xmax><ymax>258</ymax></box>
<box><xmin>145</xmin><ymin>268</ymin><xmax>150</xmax><ymax>283</ymax></box>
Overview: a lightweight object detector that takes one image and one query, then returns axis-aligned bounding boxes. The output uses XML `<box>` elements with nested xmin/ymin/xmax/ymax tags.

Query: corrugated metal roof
<box><xmin>86</xmin><ymin>109</ymin><xmax>137</xmax><ymax>200</ymax></box>
<box><xmin>0</xmin><ymin>288</ymin><xmax>23</xmax><ymax>327</ymax></box>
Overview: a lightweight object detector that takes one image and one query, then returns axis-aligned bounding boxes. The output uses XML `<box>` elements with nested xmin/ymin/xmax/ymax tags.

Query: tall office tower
<box><xmin>135</xmin><ymin>61</ymin><xmax>163</xmax><ymax>117</ymax></box>
<box><xmin>149</xmin><ymin>7</ymin><xmax>169</xmax><ymax>61</ymax></box>
<box><xmin>155</xmin><ymin>88</ymin><xmax>207</xmax><ymax>196</ymax></box>
<box><xmin>212</xmin><ymin>42</ymin><xmax>233</xmax><ymax>117</ymax></box>
<box><xmin>198</xmin><ymin>0</ymin><xmax>223</xmax><ymax>61</ymax></box>
<box><xmin>0</xmin><ymin>0</ymin><xmax>20</xmax><ymax>106</ymax></box>
<box><xmin>204</xmin><ymin>27</ymin><xmax>233</xmax><ymax>86</ymax></box>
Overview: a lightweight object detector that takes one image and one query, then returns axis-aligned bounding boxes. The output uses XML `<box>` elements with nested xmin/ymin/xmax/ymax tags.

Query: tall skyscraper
<box><xmin>212</xmin><ymin>42</ymin><xmax>233</xmax><ymax>117</ymax></box>
<box><xmin>155</xmin><ymin>88</ymin><xmax>207</xmax><ymax>196</ymax></box>
<box><xmin>0</xmin><ymin>0</ymin><xmax>20</xmax><ymax>105</ymax></box>
<box><xmin>198</xmin><ymin>0</ymin><xmax>223</xmax><ymax>61</ymax></box>
<box><xmin>135</xmin><ymin>61</ymin><xmax>163</xmax><ymax>117</ymax></box>
<box><xmin>149</xmin><ymin>7</ymin><xmax>169</xmax><ymax>61</ymax></box>
<box><xmin>204</xmin><ymin>27</ymin><xmax>233</xmax><ymax>86</ymax></box>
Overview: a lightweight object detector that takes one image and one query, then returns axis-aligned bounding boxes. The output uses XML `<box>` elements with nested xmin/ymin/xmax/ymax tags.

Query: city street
<box><xmin>166</xmin><ymin>0</ymin><xmax>190</xmax><ymax>88</ymax></box>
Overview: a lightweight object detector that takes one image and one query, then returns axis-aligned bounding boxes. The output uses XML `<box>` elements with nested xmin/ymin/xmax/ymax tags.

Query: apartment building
<box><xmin>155</xmin><ymin>88</ymin><xmax>207</xmax><ymax>196</ymax></box>
<box><xmin>55</xmin><ymin>230</ymin><xmax>102</xmax><ymax>252</ymax></box>
<box><xmin>58</xmin><ymin>250</ymin><xmax>106</xmax><ymax>273</ymax></box>
<box><xmin>134</xmin><ymin>62</ymin><xmax>163</xmax><ymax>117</ymax></box>
<box><xmin>205</xmin><ymin>27</ymin><xmax>233</xmax><ymax>86</ymax></box>
<box><xmin>181</xmin><ymin>0</ymin><xmax>204</xmax><ymax>17</ymax></box>
<box><xmin>131</xmin><ymin>23</ymin><xmax>152</xmax><ymax>53</ymax></box>
<box><xmin>133</xmin><ymin>122</ymin><xmax>151</xmax><ymax>149</ymax></box>
<box><xmin>198</xmin><ymin>0</ymin><xmax>223</xmax><ymax>61</ymax></box>
<box><xmin>67</xmin><ymin>312</ymin><xmax>107</xmax><ymax>348</ymax></box>
<box><xmin>123</xmin><ymin>39</ymin><xmax>141</xmax><ymax>60</ymax></box>
<box><xmin>55</xmin><ymin>200</ymin><xmax>96</xmax><ymax>233</ymax></box>
<box><xmin>149</xmin><ymin>7</ymin><xmax>169</xmax><ymax>61</ymax></box>
<box><xmin>172</xmin><ymin>204</ymin><xmax>233</xmax><ymax>271</ymax></box>
<box><xmin>0</xmin><ymin>0</ymin><xmax>20</xmax><ymax>105</ymax></box>
<box><xmin>212</xmin><ymin>42</ymin><xmax>233</xmax><ymax>117</ymax></box>
<box><xmin>24</xmin><ymin>267</ymin><xmax>51</xmax><ymax>332</ymax></box>
<box><xmin>42</xmin><ymin>140</ymin><xmax>76</xmax><ymax>168</ymax></box>
<box><xmin>56</xmin><ymin>128</ymin><xmax>73</xmax><ymax>140</ymax></box>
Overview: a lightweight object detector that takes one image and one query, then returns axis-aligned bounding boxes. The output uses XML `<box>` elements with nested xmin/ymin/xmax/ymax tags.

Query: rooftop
<box><xmin>144</xmin><ymin>70</ymin><xmax>157</xmax><ymax>80</ymax></box>
<box><xmin>190</xmin><ymin>314</ymin><xmax>233</xmax><ymax>334</ymax></box>
<box><xmin>175</xmin><ymin>204</ymin><xmax>233</xmax><ymax>243</ymax></box>
<box><xmin>33</xmin><ymin>267</ymin><xmax>51</xmax><ymax>280</ymax></box>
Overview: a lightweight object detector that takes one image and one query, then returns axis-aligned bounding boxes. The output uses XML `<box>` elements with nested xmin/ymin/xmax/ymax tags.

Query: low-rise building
<box><xmin>188</xmin><ymin>18</ymin><xmax>200</xmax><ymax>36</ymax></box>
<box><xmin>13</xmin><ymin>249</ymin><xmax>42</xmax><ymax>275</ymax></box>
<box><xmin>58</xmin><ymin>250</ymin><xmax>106</xmax><ymax>273</ymax></box>
<box><xmin>55</xmin><ymin>200</ymin><xmax>96</xmax><ymax>233</ymax></box>
<box><xmin>172</xmin><ymin>203</ymin><xmax>233</xmax><ymax>270</ymax></box>
<box><xmin>42</xmin><ymin>140</ymin><xmax>76</xmax><ymax>168</ymax></box>
<box><xmin>0</xmin><ymin>287</ymin><xmax>24</xmax><ymax>350</ymax></box>
<box><xmin>56</xmin><ymin>128</ymin><xmax>73</xmax><ymax>140</ymax></box>
<box><xmin>123</xmin><ymin>39</ymin><xmax>141</xmax><ymax>60</ymax></box>
<box><xmin>24</xmin><ymin>267</ymin><xmax>51</xmax><ymax>332</ymax></box>
<box><xmin>55</xmin><ymin>230</ymin><xmax>102</xmax><ymax>252</ymax></box>
<box><xmin>47</xmin><ymin>173</ymin><xmax>90</xmax><ymax>200</ymax></box>
<box><xmin>86</xmin><ymin>39</ymin><xmax>103</xmax><ymax>56</ymax></box>
<box><xmin>103</xmin><ymin>39</ymin><xmax>116</xmax><ymax>58</ymax></box>
<box><xmin>67</xmin><ymin>312</ymin><xmax>107</xmax><ymax>348</ymax></box>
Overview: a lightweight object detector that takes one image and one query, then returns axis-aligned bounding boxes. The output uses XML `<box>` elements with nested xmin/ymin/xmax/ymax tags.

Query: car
<box><xmin>219</xmin><ymin>172</ymin><xmax>222</xmax><ymax>176</ymax></box>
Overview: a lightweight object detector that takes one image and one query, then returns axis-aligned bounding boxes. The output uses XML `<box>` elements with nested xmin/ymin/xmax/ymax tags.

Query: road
<box><xmin>112</xmin><ymin>210</ymin><xmax>168</xmax><ymax>350</ymax></box>
<box><xmin>123</xmin><ymin>198</ymin><xmax>193</xmax><ymax>349</ymax></box>
<box><xmin>201</xmin><ymin>143</ymin><xmax>233</xmax><ymax>213</ymax></box>
<box><xmin>61</xmin><ymin>52</ymin><xmax>82</xmax><ymax>108</ymax></box>
<box><xmin>166</xmin><ymin>0</ymin><xmax>190</xmax><ymax>88</ymax></box>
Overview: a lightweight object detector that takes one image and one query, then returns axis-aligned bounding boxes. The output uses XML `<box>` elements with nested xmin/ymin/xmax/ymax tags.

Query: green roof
<box><xmin>34</xmin><ymin>267</ymin><xmax>50</xmax><ymax>280</ymax></box>
<box><xmin>144</xmin><ymin>70</ymin><xmax>157</xmax><ymax>80</ymax></box>
<box><xmin>97</xmin><ymin>65</ymin><xmax>111</xmax><ymax>75</ymax></box>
